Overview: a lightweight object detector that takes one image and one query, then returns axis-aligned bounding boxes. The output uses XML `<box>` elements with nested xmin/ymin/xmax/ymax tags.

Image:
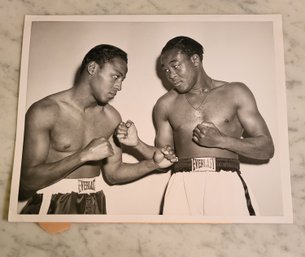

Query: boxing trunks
<box><xmin>162</xmin><ymin>157</ymin><xmax>258</xmax><ymax>216</ymax></box>
<box><xmin>20</xmin><ymin>174</ymin><xmax>106</xmax><ymax>215</ymax></box>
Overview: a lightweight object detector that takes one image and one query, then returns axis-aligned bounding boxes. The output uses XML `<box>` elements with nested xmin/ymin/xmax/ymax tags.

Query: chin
<box><xmin>175</xmin><ymin>86</ymin><xmax>189</xmax><ymax>94</ymax></box>
<box><xmin>96</xmin><ymin>97</ymin><xmax>109</xmax><ymax>106</ymax></box>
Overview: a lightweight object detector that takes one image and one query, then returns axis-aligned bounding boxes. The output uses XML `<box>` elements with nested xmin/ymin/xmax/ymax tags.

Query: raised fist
<box><xmin>115</xmin><ymin>120</ymin><xmax>139</xmax><ymax>146</ymax></box>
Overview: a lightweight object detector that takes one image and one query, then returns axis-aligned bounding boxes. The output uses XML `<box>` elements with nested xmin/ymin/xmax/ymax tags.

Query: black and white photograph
<box><xmin>9</xmin><ymin>15</ymin><xmax>292</xmax><ymax>223</ymax></box>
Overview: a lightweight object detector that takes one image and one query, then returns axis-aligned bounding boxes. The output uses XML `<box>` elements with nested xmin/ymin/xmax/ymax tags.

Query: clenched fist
<box><xmin>115</xmin><ymin>120</ymin><xmax>139</xmax><ymax>146</ymax></box>
<box><xmin>153</xmin><ymin>145</ymin><xmax>178</xmax><ymax>170</ymax></box>
<box><xmin>82</xmin><ymin>137</ymin><xmax>114</xmax><ymax>162</ymax></box>
<box><xmin>192</xmin><ymin>121</ymin><xmax>224</xmax><ymax>148</ymax></box>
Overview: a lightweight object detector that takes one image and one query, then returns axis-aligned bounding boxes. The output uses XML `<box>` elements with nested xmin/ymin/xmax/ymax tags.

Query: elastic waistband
<box><xmin>37</xmin><ymin>174</ymin><xmax>104</xmax><ymax>195</ymax></box>
<box><xmin>172</xmin><ymin>157</ymin><xmax>240</xmax><ymax>173</ymax></box>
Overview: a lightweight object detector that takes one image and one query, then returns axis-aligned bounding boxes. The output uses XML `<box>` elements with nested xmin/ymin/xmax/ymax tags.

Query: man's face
<box><xmin>161</xmin><ymin>49</ymin><xmax>198</xmax><ymax>93</ymax></box>
<box><xmin>91</xmin><ymin>57</ymin><xmax>128</xmax><ymax>104</ymax></box>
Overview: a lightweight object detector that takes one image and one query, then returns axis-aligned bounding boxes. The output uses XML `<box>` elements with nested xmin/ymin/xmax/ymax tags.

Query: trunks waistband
<box><xmin>37</xmin><ymin>174</ymin><xmax>104</xmax><ymax>195</ymax></box>
<box><xmin>172</xmin><ymin>157</ymin><xmax>240</xmax><ymax>173</ymax></box>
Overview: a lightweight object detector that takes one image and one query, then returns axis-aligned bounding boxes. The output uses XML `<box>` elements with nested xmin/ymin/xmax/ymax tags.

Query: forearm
<box><xmin>221</xmin><ymin>135</ymin><xmax>274</xmax><ymax>160</ymax></box>
<box><xmin>133</xmin><ymin>139</ymin><xmax>156</xmax><ymax>159</ymax></box>
<box><xmin>105</xmin><ymin>159</ymin><xmax>159</xmax><ymax>184</ymax></box>
<box><xmin>20</xmin><ymin>151</ymin><xmax>86</xmax><ymax>195</ymax></box>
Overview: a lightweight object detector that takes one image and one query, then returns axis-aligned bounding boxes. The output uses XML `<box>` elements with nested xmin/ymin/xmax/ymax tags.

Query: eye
<box><xmin>163</xmin><ymin>68</ymin><xmax>169</xmax><ymax>73</ymax></box>
<box><xmin>112</xmin><ymin>74</ymin><xmax>119</xmax><ymax>79</ymax></box>
<box><xmin>173</xmin><ymin>64</ymin><xmax>180</xmax><ymax>70</ymax></box>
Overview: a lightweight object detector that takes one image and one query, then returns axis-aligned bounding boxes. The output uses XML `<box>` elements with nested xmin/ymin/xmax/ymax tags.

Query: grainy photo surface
<box><xmin>9</xmin><ymin>15</ymin><xmax>292</xmax><ymax>223</ymax></box>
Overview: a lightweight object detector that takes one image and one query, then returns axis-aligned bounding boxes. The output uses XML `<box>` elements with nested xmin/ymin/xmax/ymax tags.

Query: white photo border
<box><xmin>9</xmin><ymin>14</ymin><xmax>293</xmax><ymax>223</ymax></box>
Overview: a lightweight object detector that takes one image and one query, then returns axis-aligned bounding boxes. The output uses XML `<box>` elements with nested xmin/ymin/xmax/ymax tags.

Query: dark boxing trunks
<box><xmin>20</xmin><ymin>175</ymin><xmax>106</xmax><ymax>215</ymax></box>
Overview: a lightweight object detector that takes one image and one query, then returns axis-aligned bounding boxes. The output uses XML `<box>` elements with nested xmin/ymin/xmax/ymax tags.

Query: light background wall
<box><xmin>23</xmin><ymin>18</ymin><xmax>288</xmax><ymax>216</ymax></box>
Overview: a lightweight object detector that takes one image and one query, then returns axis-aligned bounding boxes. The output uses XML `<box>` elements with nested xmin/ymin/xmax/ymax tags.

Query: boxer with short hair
<box><xmin>118</xmin><ymin>36</ymin><xmax>274</xmax><ymax>216</ymax></box>
<box><xmin>19</xmin><ymin>44</ymin><xmax>174</xmax><ymax>215</ymax></box>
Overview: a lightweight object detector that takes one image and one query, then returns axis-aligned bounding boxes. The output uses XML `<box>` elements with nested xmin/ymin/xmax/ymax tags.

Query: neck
<box><xmin>189</xmin><ymin>70</ymin><xmax>214</xmax><ymax>95</ymax></box>
<box><xmin>71</xmin><ymin>80</ymin><xmax>104</xmax><ymax>111</ymax></box>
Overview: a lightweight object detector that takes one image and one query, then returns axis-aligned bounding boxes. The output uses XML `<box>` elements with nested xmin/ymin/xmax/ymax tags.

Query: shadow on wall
<box><xmin>155</xmin><ymin>55</ymin><xmax>173</xmax><ymax>92</ymax></box>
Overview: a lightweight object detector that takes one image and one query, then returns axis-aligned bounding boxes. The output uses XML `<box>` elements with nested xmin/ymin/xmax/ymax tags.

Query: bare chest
<box><xmin>50</xmin><ymin>110</ymin><xmax>116</xmax><ymax>153</ymax></box>
<box><xmin>169</xmin><ymin>94</ymin><xmax>242</xmax><ymax>136</ymax></box>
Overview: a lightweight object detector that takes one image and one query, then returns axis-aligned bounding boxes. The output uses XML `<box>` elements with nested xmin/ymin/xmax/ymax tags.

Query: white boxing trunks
<box><xmin>162</xmin><ymin>157</ymin><xmax>259</xmax><ymax>216</ymax></box>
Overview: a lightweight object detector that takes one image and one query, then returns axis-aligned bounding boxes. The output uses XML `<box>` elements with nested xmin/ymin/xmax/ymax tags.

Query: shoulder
<box><xmin>26</xmin><ymin>96</ymin><xmax>60</xmax><ymax>129</ymax></box>
<box><xmin>215</xmin><ymin>81</ymin><xmax>255</xmax><ymax>99</ymax></box>
<box><xmin>27</xmin><ymin>90</ymin><xmax>71</xmax><ymax>117</ymax></box>
<box><xmin>153</xmin><ymin>90</ymin><xmax>178</xmax><ymax>120</ymax></box>
<box><xmin>155</xmin><ymin>90</ymin><xmax>178</xmax><ymax>109</ymax></box>
<box><xmin>220</xmin><ymin>81</ymin><xmax>252</xmax><ymax>95</ymax></box>
<box><xmin>223</xmin><ymin>82</ymin><xmax>257</xmax><ymax>108</ymax></box>
<box><xmin>104</xmin><ymin>104</ymin><xmax>122</xmax><ymax>124</ymax></box>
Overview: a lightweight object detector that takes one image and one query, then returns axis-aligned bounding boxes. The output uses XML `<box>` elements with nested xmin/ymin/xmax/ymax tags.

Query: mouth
<box><xmin>172</xmin><ymin>81</ymin><xmax>183</xmax><ymax>88</ymax></box>
<box><xmin>109</xmin><ymin>91</ymin><xmax>117</xmax><ymax>98</ymax></box>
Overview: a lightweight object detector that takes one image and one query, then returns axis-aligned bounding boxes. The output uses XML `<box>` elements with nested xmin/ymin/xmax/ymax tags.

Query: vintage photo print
<box><xmin>9</xmin><ymin>15</ymin><xmax>292</xmax><ymax>223</ymax></box>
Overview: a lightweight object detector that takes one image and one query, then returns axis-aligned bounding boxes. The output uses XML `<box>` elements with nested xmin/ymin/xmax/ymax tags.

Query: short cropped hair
<box><xmin>161</xmin><ymin>36</ymin><xmax>204</xmax><ymax>61</ymax></box>
<box><xmin>80</xmin><ymin>44</ymin><xmax>128</xmax><ymax>72</ymax></box>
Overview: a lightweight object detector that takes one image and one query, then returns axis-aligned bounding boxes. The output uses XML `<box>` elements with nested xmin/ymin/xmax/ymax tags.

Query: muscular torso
<box><xmin>46</xmin><ymin>94</ymin><xmax>119</xmax><ymax>178</ymax></box>
<box><xmin>166</xmin><ymin>83</ymin><xmax>243</xmax><ymax>159</ymax></box>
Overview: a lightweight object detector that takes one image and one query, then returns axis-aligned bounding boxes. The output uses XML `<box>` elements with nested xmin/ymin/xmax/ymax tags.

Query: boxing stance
<box><xmin>118</xmin><ymin>36</ymin><xmax>274</xmax><ymax>216</ymax></box>
<box><xmin>19</xmin><ymin>44</ymin><xmax>174</xmax><ymax>215</ymax></box>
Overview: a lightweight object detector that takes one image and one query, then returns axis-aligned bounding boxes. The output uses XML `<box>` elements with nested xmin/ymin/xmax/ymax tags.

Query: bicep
<box><xmin>236</xmin><ymin>86</ymin><xmax>271</xmax><ymax>138</ymax></box>
<box><xmin>21</xmin><ymin>108</ymin><xmax>52</xmax><ymax>175</ymax></box>
<box><xmin>153</xmin><ymin>101</ymin><xmax>174</xmax><ymax>148</ymax></box>
<box><xmin>101</xmin><ymin>134</ymin><xmax>123</xmax><ymax>178</ymax></box>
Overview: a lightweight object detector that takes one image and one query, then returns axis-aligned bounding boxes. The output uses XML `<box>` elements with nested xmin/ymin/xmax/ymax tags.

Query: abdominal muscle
<box><xmin>47</xmin><ymin>149</ymin><xmax>102</xmax><ymax>179</ymax></box>
<box><xmin>173</xmin><ymin>130</ymin><xmax>238</xmax><ymax>159</ymax></box>
<box><xmin>171</xmin><ymin>107</ymin><xmax>241</xmax><ymax>160</ymax></box>
<box><xmin>66</xmin><ymin>165</ymin><xmax>101</xmax><ymax>179</ymax></box>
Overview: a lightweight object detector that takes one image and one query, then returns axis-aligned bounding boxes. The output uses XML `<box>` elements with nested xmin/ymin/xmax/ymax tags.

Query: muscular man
<box><xmin>19</xmin><ymin>44</ymin><xmax>172</xmax><ymax>215</ymax></box>
<box><xmin>119</xmin><ymin>36</ymin><xmax>274</xmax><ymax>216</ymax></box>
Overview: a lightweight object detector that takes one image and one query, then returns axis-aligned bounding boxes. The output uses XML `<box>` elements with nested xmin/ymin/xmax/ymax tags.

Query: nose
<box><xmin>114</xmin><ymin>81</ymin><xmax>122</xmax><ymax>91</ymax></box>
<box><xmin>168</xmin><ymin>69</ymin><xmax>177</xmax><ymax>80</ymax></box>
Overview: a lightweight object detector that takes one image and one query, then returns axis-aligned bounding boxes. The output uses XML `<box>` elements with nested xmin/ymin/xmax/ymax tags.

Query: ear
<box><xmin>87</xmin><ymin>61</ymin><xmax>98</xmax><ymax>75</ymax></box>
<box><xmin>191</xmin><ymin>54</ymin><xmax>200</xmax><ymax>66</ymax></box>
